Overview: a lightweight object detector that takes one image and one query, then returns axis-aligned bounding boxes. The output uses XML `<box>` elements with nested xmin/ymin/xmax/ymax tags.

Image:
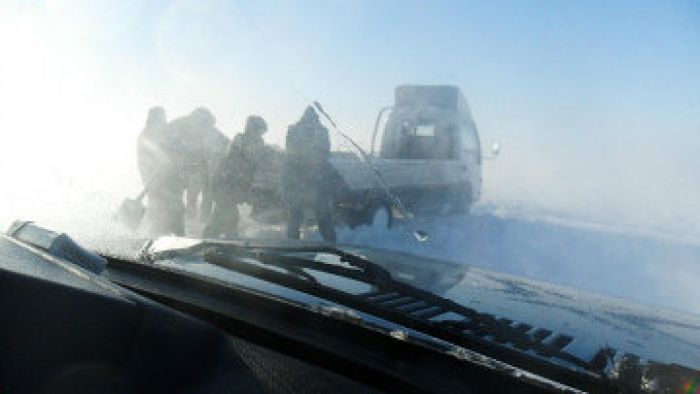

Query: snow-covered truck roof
<box><xmin>394</xmin><ymin>85</ymin><xmax>472</xmax><ymax>115</ymax></box>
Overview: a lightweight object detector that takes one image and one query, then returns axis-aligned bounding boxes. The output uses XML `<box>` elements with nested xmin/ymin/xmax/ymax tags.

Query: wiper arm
<box><xmin>213</xmin><ymin>244</ymin><xmax>395</xmax><ymax>287</ymax></box>
<box><xmin>143</xmin><ymin>240</ymin><xmax>395</xmax><ymax>288</ymax></box>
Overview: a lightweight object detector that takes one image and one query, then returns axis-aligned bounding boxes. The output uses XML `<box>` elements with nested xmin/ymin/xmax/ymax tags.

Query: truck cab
<box><xmin>375</xmin><ymin>85</ymin><xmax>482</xmax><ymax>213</ymax></box>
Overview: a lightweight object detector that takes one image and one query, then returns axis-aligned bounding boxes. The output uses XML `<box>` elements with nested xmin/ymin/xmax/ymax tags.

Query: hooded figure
<box><xmin>202</xmin><ymin>115</ymin><xmax>268</xmax><ymax>239</ymax></box>
<box><xmin>137</xmin><ymin>106</ymin><xmax>167</xmax><ymax>186</ymax></box>
<box><xmin>200</xmin><ymin>126</ymin><xmax>230</xmax><ymax>223</ymax></box>
<box><xmin>136</xmin><ymin>107</ymin><xmax>185</xmax><ymax>236</ymax></box>
<box><xmin>184</xmin><ymin>107</ymin><xmax>217</xmax><ymax>222</ymax></box>
<box><xmin>164</xmin><ymin>107</ymin><xmax>218</xmax><ymax>226</ymax></box>
<box><xmin>283</xmin><ymin>106</ymin><xmax>336</xmax><ymax>242</ymax></box>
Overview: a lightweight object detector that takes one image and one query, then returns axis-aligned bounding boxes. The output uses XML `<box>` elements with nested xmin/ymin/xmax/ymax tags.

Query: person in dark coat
<box><xmin>137</xmin><ymin>106</ymin><xmax>186</xmax><ymax>236</ymax></box>
<box><xmin>200</xmin><ymin>125</ymin><xmax>230</xmax><ymax>224</ymax></box>
<box><xmin>173</xmin><ymin>108</ymin><xmax>216</xmax><ymax>223</ymax></box>
<box><xmin>137</xmin><ymin>106</ymin><xmax>167</xmax><ymax>188</ymax></box>
<box><xmin>203</xmin><ymin>115</ymin><xmax>268</xmax><ymax>239</ymax></box>
<box><xmin>283</xmin><ymin>106</ymin><xmax>337</xmax><ymax>242</ymax></box>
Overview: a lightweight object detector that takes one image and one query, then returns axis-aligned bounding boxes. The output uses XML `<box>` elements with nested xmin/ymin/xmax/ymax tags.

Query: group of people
<box><xmin>136</xmin><ymin>105</ymin><xmax>337</xmax><ymax>243</ymax></box>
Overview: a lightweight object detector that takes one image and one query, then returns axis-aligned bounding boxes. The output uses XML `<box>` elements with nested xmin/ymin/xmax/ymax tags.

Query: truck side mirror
<box><xmin>490</xmin><ymin>142</ymin><xmax>501</xmax><ymax>157</ymax></box>
<box><xmin>484</xmin><ymin>141</ymin><xmax>501</xmax><ymax>160</ymax></box>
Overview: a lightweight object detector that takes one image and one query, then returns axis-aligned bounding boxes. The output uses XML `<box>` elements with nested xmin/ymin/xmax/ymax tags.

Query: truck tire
<box><xmin>364</xmin><ymin>202</ymin><xmax>393</xmax><ymax>229</ymax></box>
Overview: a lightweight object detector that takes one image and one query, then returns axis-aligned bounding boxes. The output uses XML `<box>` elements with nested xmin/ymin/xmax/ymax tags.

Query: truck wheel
<box><xmin>364</xmin><ymin>203</ymin><xmax>393</xmax><ymax>229</ymax></box>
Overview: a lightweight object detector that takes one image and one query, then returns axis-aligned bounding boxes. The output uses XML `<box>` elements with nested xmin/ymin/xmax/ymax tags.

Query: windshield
<box><xmin>1</xmin><ymin>0</ymin><xmax>699</xmax><ymax>379</ymax></box>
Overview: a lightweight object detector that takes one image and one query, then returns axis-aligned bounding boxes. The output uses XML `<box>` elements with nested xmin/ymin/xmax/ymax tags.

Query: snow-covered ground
<box><xmin>305</xmin><ymin>204</ymin><xmax>700</xmax><ymax>316</ymax></box>
<box><xmin>3</xmin><ymin>197</ymin><xmax>700</xmax><ymax>316</ymax></box>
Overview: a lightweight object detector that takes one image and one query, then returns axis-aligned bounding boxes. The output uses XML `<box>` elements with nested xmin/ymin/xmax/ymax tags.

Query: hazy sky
<box><xmin>0</xmin><ymin>0</ymin><xmax>699</xmax><ymax>237</ymax></box>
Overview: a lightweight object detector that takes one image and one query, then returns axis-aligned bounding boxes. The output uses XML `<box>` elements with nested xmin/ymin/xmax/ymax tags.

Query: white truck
<box><xmin>252</xmin><ymin>85</ymin><xmax>483</xmax><ymax>228</ymax></box>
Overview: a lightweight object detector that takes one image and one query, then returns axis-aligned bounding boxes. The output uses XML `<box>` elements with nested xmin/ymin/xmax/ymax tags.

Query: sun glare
<box><xmin>0</xmin><ymin>8</ymin><xmax>139</xmax><ymax>230</ymax></box>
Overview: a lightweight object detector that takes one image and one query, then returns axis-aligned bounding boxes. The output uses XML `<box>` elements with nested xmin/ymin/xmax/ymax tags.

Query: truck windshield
<box><xmin>396</xmin><ymin>122</ymin><xmax>456</xmax><ymax>159</ymax></box>
<box><xmin>413</xmin><ymin>125</ymin><xmax>435</xmax><ymax>137</ymax></box>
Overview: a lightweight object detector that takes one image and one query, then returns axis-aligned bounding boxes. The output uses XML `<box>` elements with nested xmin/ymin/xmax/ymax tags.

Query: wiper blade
<box><xmin>216</xmin><ymin>244</ymin><xmax>395</xmax><ymax>286</ymax></box>
<box><xmin>143</xmin><ymin>240</ymin><xmax>395</xmax><ymax>288</ymax></box>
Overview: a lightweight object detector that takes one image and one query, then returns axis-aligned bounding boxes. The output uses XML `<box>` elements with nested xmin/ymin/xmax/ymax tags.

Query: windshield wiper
<box><xmin>142</xmin><ymin>240</ymin><xmax>398</xmax><ymax>285</ymax></box>
<box><xmin>208</xmin><ymin>243</ymin><xmax>395</xmax><ymax>286</ymax></box>
<box><xmin>160</xmin><ymin>242</ymin><xmax>612</xmax><ymax>392</ymax></box>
